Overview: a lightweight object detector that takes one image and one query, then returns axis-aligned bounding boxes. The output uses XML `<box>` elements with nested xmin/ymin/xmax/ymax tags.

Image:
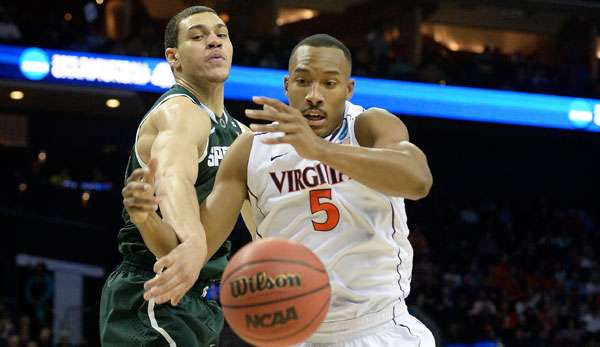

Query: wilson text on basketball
<box><xmin>230</xmin><ymin>272</ymin><xmax>302</xmax><ymax>298</ymax></box>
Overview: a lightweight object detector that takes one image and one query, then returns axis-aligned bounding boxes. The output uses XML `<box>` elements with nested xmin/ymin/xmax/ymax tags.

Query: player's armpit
<box><xmin>202</xmin><ymin>132</ymin><xmax>253</xmax><ymax>259</ymax></box>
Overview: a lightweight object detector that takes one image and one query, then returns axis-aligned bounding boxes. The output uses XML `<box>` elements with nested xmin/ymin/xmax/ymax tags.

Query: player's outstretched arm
<box><xmin>128</xmin><ymin>98</ymin><xmax>212</xmax><ymax>306</ymax></box>
<box><xmin>150</xmin><ymin>98</ymin><xmax>211</xmax><ymax>250</ymax></box>
<box><xmin>247</xmin><ymin>97</ymin><xmax>432</xmax><ymax>200</ymax></box>
<box><xmin>144</xmin><ymin>132</ymin><xmax>252</xmax><ymax>305</ymax></box>
<box><xmin>122</xmin><ymin>159</ymin><xmax>178</xmax><ymax>258</ymax></box>
<box><xmin>201</xmin><ymin>131</ymin><xmax>253</xmax><ymax>258</ymax></box>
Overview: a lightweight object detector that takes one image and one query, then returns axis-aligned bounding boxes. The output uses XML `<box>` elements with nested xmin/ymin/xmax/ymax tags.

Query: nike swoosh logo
<box><xmin>270</xmin><ymin>153</ymin><xmax>288</xmax><ymax>161</ymax></box>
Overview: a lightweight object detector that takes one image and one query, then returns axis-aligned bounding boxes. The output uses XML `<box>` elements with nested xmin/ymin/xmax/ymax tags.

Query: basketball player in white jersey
<box><xmin>134</xmin><ymin>34</ymin><xmax>435</xmax><ymax>346</ymax></box>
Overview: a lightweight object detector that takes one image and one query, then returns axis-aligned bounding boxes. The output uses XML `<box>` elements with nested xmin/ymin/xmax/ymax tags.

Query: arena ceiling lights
<box><xmin>1</xmin><ymin>44</ymin><xmax>599</xmax><ymax>132</ymax></box>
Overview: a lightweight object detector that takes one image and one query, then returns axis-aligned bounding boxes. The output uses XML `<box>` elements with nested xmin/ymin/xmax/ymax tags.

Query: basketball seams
<box><xmin>221</xmin><ymin>258</ymin><xmax>327</xmax><ymax>283</ymax></box>
<box><xmin>221</xmin><ymin>283</ymin><xmax>330</xmax><ymax>308</ymax></box>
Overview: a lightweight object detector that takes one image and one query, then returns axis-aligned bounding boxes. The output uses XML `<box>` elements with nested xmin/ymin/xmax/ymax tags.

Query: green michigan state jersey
<box><xmin>117</xmin><ymin>84</ymin><xmax>242</xmax><ymax>283</ymax></box>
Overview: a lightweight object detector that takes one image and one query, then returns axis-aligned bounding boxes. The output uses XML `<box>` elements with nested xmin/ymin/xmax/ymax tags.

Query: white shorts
<box><xmin>296</xmin><ymin>311</ymin><xmax>436</xmax><ymax>347</ymax></box>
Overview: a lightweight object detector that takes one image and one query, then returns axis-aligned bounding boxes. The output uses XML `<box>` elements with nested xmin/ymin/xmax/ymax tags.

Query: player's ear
<box><xmin>346</xmin><ymin>79</ymin><xmax>355</xmax><ymax>100</ymax></box>
<box><xmin>165</xmin><ymin>48</ymin><xmax>179</xmax><ymax>69</ymax></box>
<box><xmin>284</xmin><ymin>76</ymin><xmax>289</xmax><ymax>96</ymax></box>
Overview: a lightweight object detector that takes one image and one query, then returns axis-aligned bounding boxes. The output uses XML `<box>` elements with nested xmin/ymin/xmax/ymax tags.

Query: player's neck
<box><xmin>176</xmin><ymin>78</ymin><xmax>225</xmax><ymax>117</ymax></box>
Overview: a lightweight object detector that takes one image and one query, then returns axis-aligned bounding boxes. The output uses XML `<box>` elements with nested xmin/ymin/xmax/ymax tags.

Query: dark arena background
<box><xmin>1</xmin><ymin>0</ymin><xmax>600</xmax><ymax>346</ymax></box>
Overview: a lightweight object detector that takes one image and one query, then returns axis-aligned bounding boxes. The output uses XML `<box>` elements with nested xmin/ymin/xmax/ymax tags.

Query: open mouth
<box><xmin>303</xmin><ymin>110</ymin><xmax>326</xmax><ymax>127</ymax></box>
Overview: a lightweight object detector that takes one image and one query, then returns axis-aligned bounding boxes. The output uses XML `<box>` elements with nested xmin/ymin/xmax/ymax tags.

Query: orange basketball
<box><xmin>220</xmin><ymin>238</ymin><xmax>331</xmax><ymax>347</ymax></box>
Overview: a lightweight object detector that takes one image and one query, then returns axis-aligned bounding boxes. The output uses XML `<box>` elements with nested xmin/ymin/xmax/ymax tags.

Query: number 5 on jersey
<box><xmin>309</xmin><ymin>189</ymin><xmax>340</xmax><ymax>232</ymax></box>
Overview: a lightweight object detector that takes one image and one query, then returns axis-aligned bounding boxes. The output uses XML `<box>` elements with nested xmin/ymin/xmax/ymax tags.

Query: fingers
<box><xmin>122</xmin><ymin>182</ymin><xmax>153</xmax><ymax>195</ymax></box>
<box><xmin>170</xmin><ymin>290</ymin><xmax>186</xmax><ymax>306</ymax></box>
<box><xmin>143</xmin><ymin>265</ymin><xmax>176</xmax><ymax>297</ymax></box>
<box><xmin>249</xmin><ymin>123</ymin><xmax>277</xmax><ymax>133</ymax></box>
<box><xmin>153</xmin><ymin>255</ymin><xmax>172</xmax><ymax>274</ymax></box>
<box><xmin>245</xmin><ymin>108</ymin><xmax>281</xmax><ymax>122</ymax></box>
<box><xmin>252</xmin><ymin>96</ymin><xmax>291</xmax><ymax>113</ymax></box>
<box><xmin>123</xmin><ymin>197</ymin><xmax>158</xmax><ymax>211</ymax></box>
<box><xmin>144</xmin><ymin>271</ymin><xmax>184</xmax><ymax>302</ymax></box>
<box><xmin>245</xmin><ymin>97</ymin><xmax>296</xmax><ymax>122</ymax></box>
<box><xmin>122</xmin><ymin>182</ymin><xmax>158</xmax><ymax>208</ymax></box>
<box><xmin>127</xmin><ymin>168</ymin><xmax>147</xmax><ymax>183</ymax></box>
<box><xmin>262</xmin><ymin>135</ymin><xmax>289</xmax><ymax>145</ymax></box>
<box><xmin>146</xmin><ymin>159</ymin><xmax>158</xmax><ymax>186</ymax></box>
<box><xmin>249</xmin><ymin>122</ymin><xmax>298</xmax><ymax>134</ymax></box>
<box><xmin>157</xmin><ymin>282</ymin><xmax>190</xmax><ymax>306</ymax></box>
<box><xmin>144</xmin><ymin>262</ymin><xmax>171</xmax><ymax>293</ymax></box>
<box><xmin>262</xmin><ymin>104</ymin><xmax>278</xmax><ymax>113</ymax></box>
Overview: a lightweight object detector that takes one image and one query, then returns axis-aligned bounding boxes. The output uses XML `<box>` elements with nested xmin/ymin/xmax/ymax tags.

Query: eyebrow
<box><xmin>294</xmin><ymin>67</ymin><xmax>311</xmax><ymax>74</ymax></box>
<box><xmin>294</xmin><ymin>66</ymin><xmax>341</xmax><ymax>75</ymax></box>
<box><xmin>187</xmin><ymin>23</ymin><xmax>227</xmax><ymax>32</ymax></box>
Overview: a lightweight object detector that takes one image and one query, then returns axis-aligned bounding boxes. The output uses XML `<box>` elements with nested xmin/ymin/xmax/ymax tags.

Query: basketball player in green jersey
<box><xmin>99</xmin><ymin>6</ymin><xmax>254</xmax><ymax>346</ymax></box>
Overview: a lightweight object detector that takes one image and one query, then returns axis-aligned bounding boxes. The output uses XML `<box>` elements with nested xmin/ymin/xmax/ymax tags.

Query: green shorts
<box><xmin>99</xmin><ymin>262</ymin><xmax>223</xmax><ymax>347</ymax></box>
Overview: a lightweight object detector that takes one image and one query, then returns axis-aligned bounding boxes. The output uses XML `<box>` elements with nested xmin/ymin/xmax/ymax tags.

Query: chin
<box><xmin>206</xmin><ymin>73</ymin><xmax>229</xmax><ymax>83</ymax></box>
<box><xmin>200</xmin><ymin>67</ymin><xmax>230</xmax><ymax>83</ymax></box>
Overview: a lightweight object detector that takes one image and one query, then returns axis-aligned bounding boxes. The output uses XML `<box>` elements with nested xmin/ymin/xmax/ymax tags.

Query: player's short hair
<box><xmin>289</xmin><ymin>34</ymin><xmax>352</xmax><ymax>71</ymax></box>
<box><xmin>164</xmin><ymin>6</ymin><xmax>217</xmax><ymax>50</ymax></box>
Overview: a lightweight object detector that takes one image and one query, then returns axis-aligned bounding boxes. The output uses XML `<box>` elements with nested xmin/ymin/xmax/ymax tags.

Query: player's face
<box><xmin>173</xmin><ymin>12</ymin><xmax>233</xmax><ymax>83</ymax></box>
<box><xmin>285</xmin><ymin>46</ymin><xmax>354</xmax><ymax>138</ymax></box>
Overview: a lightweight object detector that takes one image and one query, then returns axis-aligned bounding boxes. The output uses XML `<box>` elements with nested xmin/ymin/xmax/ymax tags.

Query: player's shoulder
<box><xmin>359</xmin><ymin>107</ymin><xmax>397</xmax><ymax>120</ymax></box>
<box><xmin>355</xmin><ymin>107</ymin><xmax>408</xmax><ymax>145</ymax></box>
<box><xmin>152</xmin><ymin>95</ymin><xmax>205</xmax><ymax>119</ymax></box>
<box><xmin>356</xmin><ymin>107</ymin><xmax>405</xmax><ymax>129</ymax></box>
<box><xmin>147</xmin><ymin>96</ymin><xmax>211</xmax><ymax>132</ymax></box>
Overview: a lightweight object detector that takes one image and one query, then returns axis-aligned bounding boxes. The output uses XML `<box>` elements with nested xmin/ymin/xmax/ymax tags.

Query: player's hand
<box><xmin>245</xmin><ymin>96</ymin><xmax>327</xmax><ymax>161</ymax></box>
<box><xmin>143</xmin><ymin>236</ymin><xmax>205</xmax><ymax>306</ymax></box>
<box><xmin>122</xmin><ymin>159</ymin><xmax>159</xmax><ymax>225</ymax></box>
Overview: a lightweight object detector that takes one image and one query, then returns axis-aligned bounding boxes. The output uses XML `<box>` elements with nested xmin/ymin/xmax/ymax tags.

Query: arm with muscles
<box><xmin>150</xmin><ymin>100</ymin><xmax>209</xmax><ymax>246</ymax></box>
<box><xmin>128</xmin><ymin>99</ymin><xmax>211</xmax><ymax>305</ymax></box>
<box><xmin>144</xmin><ymin>132</ymin><xmax>253</xmax><ymax>304</ymax></box>
<box><xmin>247</xmin><ymin>97</ymin><xmax>432</xmax><ymax>200</ymax></box>
<box><xmin>125</xmin><ymin>118</ymin><xmax>255</xmax><ymax>259</ymax></box>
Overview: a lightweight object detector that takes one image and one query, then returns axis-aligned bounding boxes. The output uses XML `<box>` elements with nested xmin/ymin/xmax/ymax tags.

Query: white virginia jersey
<box><xmin>247</xmin><ymin>101</ymin><xmax>414</xmax><ymax>337</ymax></box>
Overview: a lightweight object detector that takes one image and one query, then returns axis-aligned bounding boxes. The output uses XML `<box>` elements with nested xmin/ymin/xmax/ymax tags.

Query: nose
<box><xmin>305</xmin><ymin>83</ymin><xmax>324</xmax><ymax>106</ymax></box>
<box><xmin>207</xmin><ymin>32</ymin><xmax>223</xmax><ymax>49</ymax></box>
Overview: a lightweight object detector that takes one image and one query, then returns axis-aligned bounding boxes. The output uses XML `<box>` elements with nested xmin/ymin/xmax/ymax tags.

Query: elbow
<box><xmin>404</xmin><ymin>172</ymin><xmax>433</xmax><ymax>201</ymax></box>
<box><xmin>417</xmin><ymin>173</ymin><xmax>433</xmax><ymax>199</ymax></box>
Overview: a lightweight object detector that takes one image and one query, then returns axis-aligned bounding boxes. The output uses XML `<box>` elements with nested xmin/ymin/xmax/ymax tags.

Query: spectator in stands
<box><xmin>0</xmin><ymin>6</ymin><xmax>21</xmax><ymax>43</ymax></box>
<box><xmin>24</xmin><ymin>264</ymin><xmax>53</xmax><ymax>328</ymax></box>
<box><xmin>5</xmin><ymin>334</ymin><xmax>19</xmax><ymax>347</ymax></box>
<box><xmin>37</xmin><ymin>327</ymin><xmax>51</xmax><ymax>347</ymax></box>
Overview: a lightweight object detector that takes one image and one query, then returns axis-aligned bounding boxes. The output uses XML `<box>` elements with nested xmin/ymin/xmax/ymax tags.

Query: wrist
<box><xmin>184</xmin><ymin>233</ymin><xmax>207</xmax><ymax>249</ymax></box>
<box><xmin>314</xmin><ymin>138</ymin><xmax>333</xmax><ymax>162</ymax></box>
<box><xmin>131</xmin><ymin>212</ymin><xmax>155</xmax><ymax>230</ymax></box>
<box><xmin>185</xmin><ymin>234</ymin><xmax>208</xmax><ymax>263</ymax></box>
